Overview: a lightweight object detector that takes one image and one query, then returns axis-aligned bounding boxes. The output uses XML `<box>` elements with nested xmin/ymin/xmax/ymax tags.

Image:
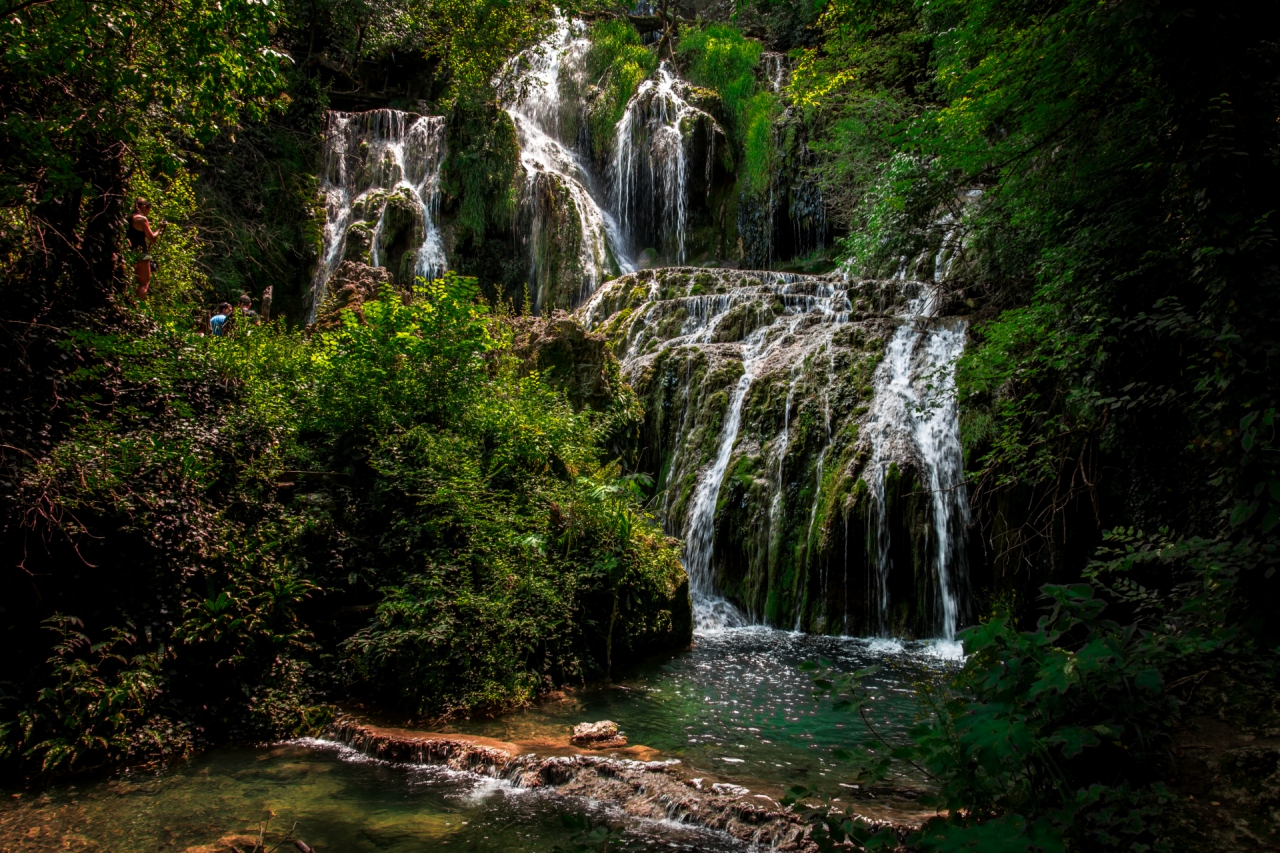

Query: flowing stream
<box><xmin>4</xmin><ymin>633</ymin><xmax>959</xmax><ymax>853</ymax></box>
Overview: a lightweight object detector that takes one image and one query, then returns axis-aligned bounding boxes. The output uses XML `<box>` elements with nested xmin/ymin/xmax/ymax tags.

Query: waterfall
<box><xmin>583</xmin><ymin>266</ymin><xmax>971</xmax><ymax>640</ymax></box>
<box><xmin>613</xmin><ymin>62</ymin><xmax>720</xmax><ymax>264</ymax></box>
<box><xmin>684</xmin><ymin>312</ymin><xmax>806</xmax><ymax>630</ymax></box>
<box><xmin>861</xmin><ymin>282</ymin><xmax>970</xmax><ymax>640</ymax></box>
<box><xmin>761</xmin><ymin>52</ymin><xmax>788</xmax><ymax>93</ymax></box>
<box><xmin>500</xmin><ymin>18</ymin><xmax>633</xmax><ymax>312</ymax></box>
<box><xmin>583</xmin><ymin>269</ymin><xmax>854</xmax><ymax>630</ymax></box>
<box><xmin>310</xmin><ymin>110</ymin><xmax>447</xmax><ymax>322</ymax></box>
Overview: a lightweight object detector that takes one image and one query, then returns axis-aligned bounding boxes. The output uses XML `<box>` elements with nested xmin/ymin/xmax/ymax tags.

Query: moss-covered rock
<box><xmin>581</xmin><ymin>268</ymin><xmax>957</xmax><ymax>637</ymax></box>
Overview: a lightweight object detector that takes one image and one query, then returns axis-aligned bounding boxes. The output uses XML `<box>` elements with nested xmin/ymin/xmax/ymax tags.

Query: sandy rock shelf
<box><xmin>325</xmin><ymin>716</ymin><xmax>919</xmax><ymax>851</ymax></box>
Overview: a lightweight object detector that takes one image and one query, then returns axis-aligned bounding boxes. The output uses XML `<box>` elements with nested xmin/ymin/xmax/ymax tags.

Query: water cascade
<box><xmin>761</xmin><ymin>52</ymin><xmax>788</xmax><ymax>93</ymax></box>
<box><xmin>583</xmin><ymin>267</ymin><xmax>971</xmax><ymax>638</ymax></box>
<box><xmin>310</xmin><ymin>110</ymin><xmax>447</xmax><ymax>321</ymax></box>
<box><xmin>613</xmin><ymin>62</ymin><xmax>722</xmax><ymax>264</ymax></box>
<box><xmin>301</xmin><ymin>22</ymin><xmax>971</xmax><ymax>640</ymax></box>
<box><xmin>499</xmin><ymin>19</ymin><xmax>633</xmax><ymax>312</ymax></box>
<box><xmin>861</xmin><ymin>283</ymin><xmax>970</xmax><ymax>639</ymax></box>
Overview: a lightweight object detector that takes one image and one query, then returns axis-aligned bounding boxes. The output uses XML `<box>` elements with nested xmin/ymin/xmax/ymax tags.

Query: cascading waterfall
<box><xmin>499</xmin><ymin>18</ymin><xmax>633</xmax><ymax>311</ymax></box>
<box><xmin>310</xmin><ymin>110</ymin><xmax>447</xmax><ymax>322</ymax></box>
<box><xmin>684</xmin><ymin>314</ymin><xmax>805</xmax><ymax>629</ymax></box>
<box><xmin>861</xmin><ymin>282</ymin><xmax>970</xmax><ymax>640</ymax></box>
<box><xmin>613</xmin><ymin>62</ymin><xmax>719</xmax><ymax>264</ymax></box>
<box><xmin>761</xmin><ymin>52</ymin><xmax>788</xmax><ymax>93</ymax></box>
<box><xmin>584</xmin><ymin>270</ymin><xmax>855</xmax><ymax>629</ymax></box>
<box><xmin>302</xmin><ymin>24</ymin><xmax>973</xmax><ymax>641</ymax></box>
<box><xmin>583</xmin><ymin>266</ymin><xmax>972</xmax><ymax>640</ymax></box>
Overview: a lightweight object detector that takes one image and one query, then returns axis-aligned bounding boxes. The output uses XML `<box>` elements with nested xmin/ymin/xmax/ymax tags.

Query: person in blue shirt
<box><xmin>210</xmin><ymin>302</ymin><xmax>232</xmax><ymax>336</ymax></box>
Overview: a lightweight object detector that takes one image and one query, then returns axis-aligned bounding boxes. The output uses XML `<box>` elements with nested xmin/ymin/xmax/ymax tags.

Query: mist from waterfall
<box><xmin>310</xmin><ymin>110</ymin><xmax>447</xmax><ymax>322</ymax></box>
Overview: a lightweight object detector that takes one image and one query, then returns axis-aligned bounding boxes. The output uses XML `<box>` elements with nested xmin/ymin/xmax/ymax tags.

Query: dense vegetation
<box><xmin>2</xmin><ymin>0</ymin><xmax>1278</xmax><ymax>850</ymax></box>
<box><xmin>0</xmin><ymin>0</ymin><xmax>688</xmax><ymax>777</ymax></box>
<box><xmin>781</xmin><ymin>0</ymin><xmax>1280</xmax><ymax>849</ymax></box>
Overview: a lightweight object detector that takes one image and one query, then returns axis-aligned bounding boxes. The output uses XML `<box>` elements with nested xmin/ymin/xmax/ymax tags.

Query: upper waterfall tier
<box><xmin>581</xmin><ymin>267</ymin><xmax>971</xmax><ymax>638</ymax></box>
<box><xmin>310</xmin><ymin>110</ymin><xmax>447</xmax><ymax>322</ymax></box>
<box><xmin>613</xmin><ymin>61</ymin><xmax>725</xmax><ymax>266</ymax></box>
<box><xmin>498</xmin><ymin>17</ymin><xmax>633</xmax><ymax>313</ymax></box>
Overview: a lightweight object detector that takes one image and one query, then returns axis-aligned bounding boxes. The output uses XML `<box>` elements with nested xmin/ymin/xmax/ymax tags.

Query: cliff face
<box><xmin>582</xmin><ymin>268</ymin><xmax>969</xmax><ymax>637</ymax></box>
<box><xmin>306</xmin><ymin>19</ymin><xmax>838</xmax><ymax>321</ymax></box>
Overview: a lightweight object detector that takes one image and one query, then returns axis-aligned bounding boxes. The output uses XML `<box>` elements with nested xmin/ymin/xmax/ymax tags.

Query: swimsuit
<box><xmin>126</xmin><ymin>217</ymin><xmax>152</xmax><ymax>263</ymax></box>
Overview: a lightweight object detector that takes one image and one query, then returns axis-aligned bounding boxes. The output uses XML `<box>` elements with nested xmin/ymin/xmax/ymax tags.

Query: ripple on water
<box><xmin>445</xmin><ymin>626</ymin><xmax>962</xmax><ymax>794</ymax></box>
<box><xmin>0</xmin><ymin>742</ymin><xmax>747</xmax><ymax>852</ymax></box>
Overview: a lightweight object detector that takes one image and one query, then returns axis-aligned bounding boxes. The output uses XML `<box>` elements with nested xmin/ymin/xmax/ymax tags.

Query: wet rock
<box><xmin>578</xmin><ymin>269</ymin><xmax>953</xmax><ymax>636</ymax></box>
<box><xmin>507</xmin><ymin>313</ymin><xmax>619</xmax><ymax>411</ymax></box>
<box><xmin>570</xmin><ymin>721</ymin><xmax>628</xmax><ymax>748</ymax></box>
<box><xmin>326</xmin><ymin>717</ymin><xmax>890</xmax><ymax>851</ymax></box>
<box><xmin>342</xmin><ymin>221</ymin><xmax>374</xmax><ymax>264</ymax></box>
<box><xmin>376</xmin><ymin>187</ymin><xmax>426</xmax><ymax>284</ymax></box>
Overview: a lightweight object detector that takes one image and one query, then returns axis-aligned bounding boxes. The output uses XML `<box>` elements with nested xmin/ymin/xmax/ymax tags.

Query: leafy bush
<box><xmin>0</xmin><ymin>617</ymin><xmax>168</xmax><ymax>774</ymax></box>
<box><xmin>799</xmin><ymin>529</ymin><xmax>1277</xmax><ymax>851</ymax></box>
<box><xmin>0</xmin><ymin>270</ymin><xmax>688</xmax><ymax>774</ymax></box>
<box><xmin>677</xmin><ymin>23</ymin><xmax>778</xmax><ymax>196</ymax></box>
<box><xmin>676</xmin><ymin>24</ymin><xmax>762</xmax><ymax>126</ymax></box>
<box><xmin>584</xmin><ymin>19</ymin><xmax>657</xmax><ymax>153</ymax></box>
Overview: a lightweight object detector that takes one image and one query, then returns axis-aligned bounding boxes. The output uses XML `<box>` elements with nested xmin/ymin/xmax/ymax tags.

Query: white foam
<box><xmin>863</xmin><ymin>637</ymin><xmax>906</xmax><ymax>655</ymax></box>
<box><xmin>921</xmin><ymin>639</ymin><xmax>966</xmax><ymax>661</ymax></box>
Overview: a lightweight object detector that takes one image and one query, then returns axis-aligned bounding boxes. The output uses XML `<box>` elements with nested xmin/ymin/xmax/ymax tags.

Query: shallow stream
<box><xmin>4</xmin><ymin>628</ymin><xmax>958</xmax><ymax>852</ymax></box>
<box><xmin>443</xmin><ymin>628</ymin><xmax>961</xmax><ymax>794</ymax></box>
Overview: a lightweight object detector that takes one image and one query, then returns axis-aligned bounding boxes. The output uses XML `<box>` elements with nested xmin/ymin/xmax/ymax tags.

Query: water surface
<box><xmin>3</xmin><ymin>628</ymin><xmax>959</xmax><ymax>852</ymax></box>
<box><xmin>445</xmin><ymin>627</ymin><xmax>962</xmax><ymax>793</ymax></box>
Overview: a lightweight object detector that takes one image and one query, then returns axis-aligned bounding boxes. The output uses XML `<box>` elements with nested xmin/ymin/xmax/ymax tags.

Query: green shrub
<box><xmin>584</xmin><ymin>19</ymin><xmax>657</xmax><ymax>153</ymax></box>
<box><xmin>676</xmin><ymin>24</ymin><xmax>763</xmax><ymax>127</ymax></box>
<box><xmin>676</xmin><ymin>23</ymin><xmax>777</xmax><ymax>196</ymax></box>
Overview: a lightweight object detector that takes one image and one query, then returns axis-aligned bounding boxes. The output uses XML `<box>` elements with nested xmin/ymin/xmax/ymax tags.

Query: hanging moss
<box><xmin>583</xmin><ymin>19</ymin><xmax>658</xmax><ymax>158</ymax></box>
<box><xmin>442</xmin><ymin>101</ymin><xmax>520</xmax><ymax>244</ymax></box>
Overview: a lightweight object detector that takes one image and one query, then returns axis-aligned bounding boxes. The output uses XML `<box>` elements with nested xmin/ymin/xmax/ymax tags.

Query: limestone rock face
<box><xmin>579</xmin><ymin>268</ymin><xmax>958</xmax><ymax>637</ymax></box>
<box><xmin>376</xmin><ymin>187</ymin><xmax>427</xmax><ymax>282</ymax></box>
<box><xmin>521</xmin><ymin>171</ymin><xmax>590</xmax><ymax>314</ymax></box>
<box><xmin>313</xmin><ymin>260</ymin><xmax>398</xmax><ymax>328</ymax></box>
<box><xmin>570</xmin><ymin>720</ymin><xmax>628</xmax><ymax>748</ymax></box>
<box><xmin>507</xmin><ymin>312</ymin><xmax>621</xmax><ymax>411</ymax></box>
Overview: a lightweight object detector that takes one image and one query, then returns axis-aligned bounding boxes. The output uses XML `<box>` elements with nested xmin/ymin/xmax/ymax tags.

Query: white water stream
<box><xmin>613</xmin><ymin>61</ymin><xmax>718</xmax><ymax>263</ymax></box>
<box><xmin>310</xmin><ymin>110</ymin><xmax>447</xmax><ymax>322</ymax></box>
<box><xmin>499</xmin><ymin>18</ymin><xmax>633</xmax><ymax>311</ymax></box>
<box><xmin>862</xmin><ymin>282</ymin><xmax>970</xmax><ymax>639</ymax></box>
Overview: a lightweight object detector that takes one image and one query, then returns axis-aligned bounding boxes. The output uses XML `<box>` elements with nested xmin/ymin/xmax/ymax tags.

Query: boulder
<box><xmin>312</xmin><ymin>260</ymin><xmax>399</xmax><ymax>329</ymax></box>
<box><xmin>507</xmin><ymin>312</ymin><xmax>620</xmax><ymax>411</ymax></box>
<box><xmin>570</xmin><ymin>720</ymin><xmax>628</xmax><ymax>749</ymax></box>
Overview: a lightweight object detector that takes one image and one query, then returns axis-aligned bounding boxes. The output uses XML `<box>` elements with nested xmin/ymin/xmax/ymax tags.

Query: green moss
<box><xmin>584</xmin><ymin>20</ymin><xmax>657</xmax><ymax>157</ymax></box>
<box><xmin>443</xmin><ymin>102</ymin><xmax>519</xmax><ymax>244</ymax></box>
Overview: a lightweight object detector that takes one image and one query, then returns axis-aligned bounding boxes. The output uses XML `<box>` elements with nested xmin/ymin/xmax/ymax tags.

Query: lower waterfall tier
<box><xmin>582</xmin><ymin>268</ymin><xmax>972</xmax><ymax>638</ymax></box>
